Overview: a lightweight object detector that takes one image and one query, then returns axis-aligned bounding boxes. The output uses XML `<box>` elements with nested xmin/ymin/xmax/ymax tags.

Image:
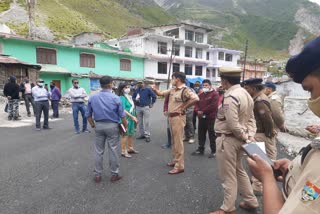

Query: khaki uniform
<box><xmin>268</xmin><ymin>91</ymin><xmax>285</xmax><ymax>131</ymax></box>
<box><xmin>280</xmin><ymin>144</ymin><xmax>320</xmax><ymax>213</ymax></box>
<box><xmin>252</xmin><ymin>92</ymin><xmax>277</xmax><ymax>192</ymax></box>
<box><xmin>214</xmin><ymin>84</ymin><xmax>258</xmax><ymax>212</ymax></box>
<box><xmin>163</xmin><ymin>84</ymin><xmax>199</xmax><ymax>170</ymax></box>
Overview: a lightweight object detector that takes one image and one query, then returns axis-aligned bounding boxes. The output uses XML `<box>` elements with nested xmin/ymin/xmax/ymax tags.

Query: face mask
<box><xmin>74</xmin><ymin>84</ymin><xmax>79</xmax><ymax>88</ymax></box>
<box><xmin>308</xmin><ymin>96</ymin><xmax>320</xmax><ymax>117</ymax></box>
<box><xmin>124</xmin><ymin>88</ymin><xmax>130</xmax><ymax>94</ymax></box>
<box><xmin>50</xmin><ymin>85</ymin><xmax>54</xmax><ymax>90</ymax></box>
<box><xmin>194</xmin><ymin>87</ymin><xmax>200</xmax><ymax>90</ymax></box>
<box><xmin>38</xmin><ymin>83</ymin><xmax>43</xmax><ymax>87</ymax></box>
<box><xmin>202</xmin><ymin>88</ymin><xmax>209</xmax><ymax>93</ymax></box>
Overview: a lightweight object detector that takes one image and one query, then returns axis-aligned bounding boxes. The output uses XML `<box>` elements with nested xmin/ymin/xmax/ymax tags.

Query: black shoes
<box><xmin>145</xmin><ymin>137</ymin><xmax>151</xmax><ymax>143</ymax></box>
<box><xmin>136</xmin><ymin>135</ymin><xmax>146</xmax><ymax>139</ymax></box>
<box><xmin>208</xmin><ymin>153</ymin><xmax>216</xmax><ymax>158</ymax></box>
<box><xmin>191</xmin><ymin>150</ymin><xmax>204</xmax><ymax>156</ymax></box>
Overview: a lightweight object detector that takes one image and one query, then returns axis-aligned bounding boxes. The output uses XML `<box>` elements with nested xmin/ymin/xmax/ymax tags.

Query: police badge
<box><xmin>301</xmin><ymin>180</ymin><xmax>320</xmax><ymax>202</ymax></box>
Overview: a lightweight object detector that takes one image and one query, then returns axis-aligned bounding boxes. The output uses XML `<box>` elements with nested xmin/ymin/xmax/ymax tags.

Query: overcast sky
<box><xmin>309</xmin><ymin>0</ymin><xmax>320</xmax><ymax>5</ymax></box>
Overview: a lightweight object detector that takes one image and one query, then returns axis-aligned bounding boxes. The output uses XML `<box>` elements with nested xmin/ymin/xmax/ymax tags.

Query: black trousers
<box><xmin>197</xmin><ymin>118</ymin><xmax>216</xmax><ymax>153</ymax></box>
<box><xmin>51</xmin><ymin>100</ymin><xmax>59</xmax><ymax>118</ymax></box>
<box><xmin>35</xmin><ymin>101</ymin><xmax>49</xmax><ymax>128</ymax></box>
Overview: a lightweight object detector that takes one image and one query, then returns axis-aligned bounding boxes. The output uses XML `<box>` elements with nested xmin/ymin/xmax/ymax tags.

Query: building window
<box><xmin>206</xmin><ymin>52</ymin><xmax>210</xmax><ymax>60</ymax></box>
<box><xmin>120</xmin><ymin>59</ymin><xmax>131</xmax><ymax>71</ymax></box>
<box><xmin>185</xmin><ymin>46</ymin><xmax>193</xmax><ymax>58</ymax></box>
<box><xmin>196</xmin><ymin>48</ymin><xmax>203</xmax><ymax>59</ymax></box>
<box><xmin>185</xmin><ymin>30</ymin><xmax>194</xmax><ymax>41</ymax></box>
<box><xmin>195</xmin><ymin>32</ymin><xmax>204</xmax><ymax>43</ymax></box>
<box><xmin>218</xmin><ymin>52</ymin><xmax>224</xmax><ymax>60</ymax></box>
<box><xmin>165</xmin><ymin>28</ymin><xmax>179</xmax><ymax>38</ymax></box>
<box><xmin>158</xmin><ymin>62</ymin><xmax>167</xmax><ymax>74</ymax></box>
<box><xmin>195</xmin><ymin>66</ymin><xmax>203</xmax><ymax>76</ymax></box>
<box><xmin>173</xmin><ymin>63</ymin><xmax>180</xmax><ymax>73</ymax></box>
<box><xmin>213</xmin><ymin>69</ymin><xmax>217</xmax><ymax>77</ymax></box>
<box><xmin>173</xmin><ymin>44</ymin><xmax>180</xmax><ymax>56</ymax></box>
<box><xmin>206</xmin><ymin>68</ymin><xmax>210</xmax><ymax>78</ymax></box>
<box><xmin>158</xmin><ymin>42</ymin><xmax>167</xmax><ymax>54</ymax></box>
<box><xmin>226</xmin><ymin>53</ymin><xmax>233</xmax><ymax>62</ymax></box>
<box><xmin>185</xmin><ymin>64</ymin><xmax>193</xmax><ymax>75</ymax></box>
<box><xmin>80</xmin><ymin>53</ymin><xmax>95</xmax><ymax>68</ymax></box>
<box><xmin>36</xmin><ymin>48</ymin><xmax>57</xmax><ymax>64</ymax></box>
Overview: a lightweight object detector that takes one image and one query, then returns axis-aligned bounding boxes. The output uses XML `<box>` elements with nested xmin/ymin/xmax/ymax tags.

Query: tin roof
<box><xmin>0</xmin><ymin>54</ymin><xmax>41</xmax><ymax>69</ymax></box>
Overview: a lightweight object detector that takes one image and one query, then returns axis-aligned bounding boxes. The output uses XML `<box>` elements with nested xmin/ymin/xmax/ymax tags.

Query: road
<box><xmin>0</xmin><ymin>100</ymin><xmax>290</xmax><ymax>214</ymax></box>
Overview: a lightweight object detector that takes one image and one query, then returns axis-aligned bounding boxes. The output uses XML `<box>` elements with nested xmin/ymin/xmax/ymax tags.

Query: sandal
<box><xmin>128</xmin><ymin>149</ymin><xmax>139</xmax><ymax>154</ymax></box>
<box><xmin>121</xmin><ymin>153</ymin><xmax>132</xmax><ymax>158</ymax></box>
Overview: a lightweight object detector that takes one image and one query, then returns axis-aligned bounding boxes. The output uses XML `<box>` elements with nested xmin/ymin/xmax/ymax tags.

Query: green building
<box><xmin>0</xmin><ymin>33</ymin><xmax>145</xmax><ymax>94</ymax></box>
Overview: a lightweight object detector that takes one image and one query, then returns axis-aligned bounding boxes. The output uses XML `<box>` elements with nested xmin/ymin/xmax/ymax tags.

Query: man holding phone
<box><xmin>247</xmin><ymin>36</ymin><xmax>320</xmax><ymax>214</ymax></box>
<box><xmin>211</xmin><ymin>67</ymin><xmax>259</xmax><ymax>214</ymax></box>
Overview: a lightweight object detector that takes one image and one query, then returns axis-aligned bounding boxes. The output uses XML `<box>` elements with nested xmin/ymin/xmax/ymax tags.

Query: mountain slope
<box><xmin>155</xmin><ymin>0</ymin><xmax>320</xmax><ymax>59</ymax></box>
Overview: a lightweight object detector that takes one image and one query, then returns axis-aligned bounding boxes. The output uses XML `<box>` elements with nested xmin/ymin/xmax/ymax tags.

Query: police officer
<box><xmin>247</xmin><ymin>36</ymin><xmax>320</xmax><ymax>213</ymax></box>
<box><xmin>152</xmin><ymin>72</ymin><xmax>199</xmax><ymax>174</ymax></box>
<box><xmin>211</xmin><ymin>67</ymin><xmax>258</xmax><ymax>214</ymax></box>
<box><xmin>264</xmin><ymin>81</ymin><xmax>287</xmax><ymax>132</ymax></box>
<box><xmin>242</xmin><ymin>78</ymin><xmax>277</xmax><ymax>195</ymax></box>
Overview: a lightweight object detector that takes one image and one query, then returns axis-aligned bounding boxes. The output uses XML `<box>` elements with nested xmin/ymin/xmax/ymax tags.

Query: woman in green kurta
<box><xmin>118</xmin><ymin>83</ymin><xmax>139</xmax><ymax>158</ymax></box>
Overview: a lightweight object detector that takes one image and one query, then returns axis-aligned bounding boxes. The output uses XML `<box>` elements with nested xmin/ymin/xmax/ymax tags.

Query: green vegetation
<box><xmin>0</xmin><ymin>0</ymin><xmax>12</xmax><ymax>13</ymax></box>
<box><xmin>6</xmin><ymin>22</ymin><xmax>28</xmax><ymax>36</ymax></box>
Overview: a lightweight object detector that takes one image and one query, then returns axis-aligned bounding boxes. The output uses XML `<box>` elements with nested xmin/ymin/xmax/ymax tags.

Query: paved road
<box><xmin>0</xmin><ymin>101</ymin><xmax>290</xmax><ymax>214</ymax></box>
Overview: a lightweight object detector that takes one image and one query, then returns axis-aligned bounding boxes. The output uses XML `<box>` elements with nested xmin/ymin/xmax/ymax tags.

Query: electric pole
<box><xmin>167</xmin><ymin>38</ymin><xmax>175</xmax><ymax>89</ymax></box>
<box><xmin>27</xmin><ymin>0</ymin><xmax>36</xmax><ymax>38</ymax></box>
<box><xmin>242</xmin><ymin>40</ymin><xmax>248</xmax><ymax>81</ymax></box>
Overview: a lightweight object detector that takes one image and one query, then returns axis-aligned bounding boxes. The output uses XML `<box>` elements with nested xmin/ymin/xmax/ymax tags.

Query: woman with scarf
<box><xmin>118</xmin><ymin>82</ymin><xmax>139</xmax><ymax>158</ymax></box>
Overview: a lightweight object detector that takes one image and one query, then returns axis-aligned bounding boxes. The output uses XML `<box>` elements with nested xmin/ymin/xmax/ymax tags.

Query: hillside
<box><xmin>155</xmin><ymin>0</ymin><xmax>320</xmax><ymax>59</ymax></box>
<box><xmin>0</xmin><ymin>0</ymin><xmax>176</xmax><ymax>40</ymax></box>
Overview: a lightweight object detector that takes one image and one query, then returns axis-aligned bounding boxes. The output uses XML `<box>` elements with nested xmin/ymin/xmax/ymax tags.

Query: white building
<box><xmin>206</xmin><ymin>47</ymin><xmax>242</xmax><ymax>82</ymax></box>
<box><xmin>115</xmin><ymin>23</ymin><xmax>212</xmax><ymax>90</ymax></box>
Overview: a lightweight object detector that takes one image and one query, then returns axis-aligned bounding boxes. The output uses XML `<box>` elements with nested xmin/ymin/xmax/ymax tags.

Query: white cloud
<box><xmin>309</xmin><ymin>0</ymin><xmax>320</xmax><ymax>5</ymax></box>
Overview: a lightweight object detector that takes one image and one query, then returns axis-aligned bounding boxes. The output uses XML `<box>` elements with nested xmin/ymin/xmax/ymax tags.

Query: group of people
<box><xmin>3</xmin><ymin>35</ymin><xmax>320</xmax><ymax>213</ymax></box>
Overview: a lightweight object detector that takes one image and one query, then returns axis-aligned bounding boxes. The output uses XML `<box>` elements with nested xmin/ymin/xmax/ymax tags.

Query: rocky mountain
<box><xmin>1</xmin><ymin>0</ymin><xmax>320</xmax><ymax>59</ymax></box>
<box><xmin>154</xmin><ymin>0</ymin><xmax>320</xmax><ymax>59</ymax></box>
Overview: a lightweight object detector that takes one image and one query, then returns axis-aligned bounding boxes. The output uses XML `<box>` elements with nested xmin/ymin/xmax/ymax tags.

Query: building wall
<box><xmin>1</xmin><ymin>38</ymin><xmax>144</xmax><ymax>94</ymax></box>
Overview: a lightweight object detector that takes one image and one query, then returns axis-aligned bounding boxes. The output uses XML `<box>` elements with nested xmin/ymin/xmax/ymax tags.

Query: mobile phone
<box><xmin>242</xmin><ymin>143</ymin><xmax>282</xmax><ymax>178</ymax></box>
<box><xmin>242</xmin><ymin>143</ymin><xmax>274</xmax><ymax>167</ymax></box>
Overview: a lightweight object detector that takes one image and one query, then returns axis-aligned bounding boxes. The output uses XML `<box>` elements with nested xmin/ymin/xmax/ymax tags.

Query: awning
<box><xmin>40</xmin><ymin>64</ymin><xmax>71</xmax><ymax>74</ymax></box>
<box><xmin>0</xmin><ymin>54</ymin><xmax>41</xmax><ymax>70</ymax></box>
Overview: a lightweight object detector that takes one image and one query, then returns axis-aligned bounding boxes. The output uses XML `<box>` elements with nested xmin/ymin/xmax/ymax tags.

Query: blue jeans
<box><xmin>72</xmin><ymin>102</ymin><xmax>87</xmax><ymax>132</ymax></box>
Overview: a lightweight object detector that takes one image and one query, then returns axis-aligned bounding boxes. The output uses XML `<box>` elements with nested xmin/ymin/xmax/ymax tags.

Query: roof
<box><xmin>144</xmin><ymin>23</ymin><xmax>213</xmax><ymax>33</ymax></box>
<box><xmin>40</xmin><ymin>64</ymin><xmax>71</xmax><ymax>74</ymax></box>
<box><xmin>0</xmin><ymin>54</ymin><xmax>41</xmax><ymax>69</ymax></box>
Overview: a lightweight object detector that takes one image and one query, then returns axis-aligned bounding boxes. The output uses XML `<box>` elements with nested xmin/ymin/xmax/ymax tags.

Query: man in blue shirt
<box><xmin>86</xmin><ymin>76</ymin><xmax>128</xmax><ymax>183</ymax></box>
<box><xmin>50</xmin><ymin>82</ymin><xmax>61</xmax><ymax>118</ymax></box>
<box><xmin>132</xmin><ymin>80</ymin><xmax>157</xmax><ymax>142</ymax></box>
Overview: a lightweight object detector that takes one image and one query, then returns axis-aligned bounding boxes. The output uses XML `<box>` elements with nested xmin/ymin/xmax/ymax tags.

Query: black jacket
<box><xmin>4</xmin><ymin>82</ymin><xmax>20</xmax><ymax>99</ymax></box>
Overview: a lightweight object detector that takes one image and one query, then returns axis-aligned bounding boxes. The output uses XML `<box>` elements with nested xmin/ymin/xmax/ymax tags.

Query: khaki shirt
<box><xmin>214</xmin><ymin>84</ymin><xmax>256</xmax><ymax>141</ymax></box>
<box><xmin>253</xmin><ymin>92</ymin><xmax>275</xmax><ymax>137</ymax></box>
<box><xmin>268</xmin><ymin>91</ymin><xmax>285</xmax><ymax>130</ymax></box>
<box><xmin>280</xmin><ymin>148</ymin><xmax>320</xmax><ymax>213</ymax></box>
<box><xmin>163</xmin><ymin>84</ymin><xmax>199</xmax><ymax>113</ymax></box>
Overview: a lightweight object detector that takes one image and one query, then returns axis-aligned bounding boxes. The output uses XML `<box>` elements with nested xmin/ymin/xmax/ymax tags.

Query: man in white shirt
<box><xmin>32</xmin><ymin>79</ymin><xmax>50</xmax><ymax>131</ymax></box>
<box><xmin>65</xmin><ymin>79</ymin><xmax>89</xmax><ymax>134</ymax></box>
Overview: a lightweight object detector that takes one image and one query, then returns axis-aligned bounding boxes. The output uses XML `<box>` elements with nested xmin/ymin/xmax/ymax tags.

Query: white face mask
<box><xmin>38</xmin><ymin>83</ymin><xmax>43</xmax><ymax>87</ymax></box>
<box><xmin>202</xmin><ymin>88</ymin><xmax>210</xmax><ymax>93</ymax></box>
<box><xmin>124</xmin><ymin>88</ymin><xmax>130</xmax><ymax>94</ymax></box>
<box><xmin>308</xmin><ymin>96</ymin><xmax>320</xmax><ymax>117</ymax></box>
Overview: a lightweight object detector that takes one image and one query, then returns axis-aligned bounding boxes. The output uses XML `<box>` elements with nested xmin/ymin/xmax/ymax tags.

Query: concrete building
<box><xmin>206</xmin><ymin>47</ymin><xmax>242</xmax><ymax>83</ymax></box>
<box><xmin>0</xmin><ymin>33</ymin><xmax>145</xmax><ymax>94</ymax></box>
<box><xmin>114</xmin><ymin>23</ymin><xmax>212</xmax><ymax>90</ymax></box>
<box><xmin>240</xmin><ymin>60</ymin><xmax>267</xmax><ymax>80</ymax></box>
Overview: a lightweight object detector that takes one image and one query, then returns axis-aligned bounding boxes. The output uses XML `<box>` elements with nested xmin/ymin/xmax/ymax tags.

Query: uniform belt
<box><xmin>137</xmin><ymin>105</ymin><xmax>148</xmax><ymax>107</ymax></box>
<box><xmin>216</xmin><ymin>133</ymin><xmax>234</xmax><ymax>137</ymax></box>
<box><xmin>169</xmin><ymin>112</ymin><xmax>185</xmax><ymax>117</ymax></box>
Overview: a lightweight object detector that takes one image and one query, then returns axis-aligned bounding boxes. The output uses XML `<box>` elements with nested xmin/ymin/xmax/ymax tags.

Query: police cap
<box><xmin>242</xmin><ymin>78</ymin><xmax>263</xmax><ymax>86</ymax></box>
<box><xmin>219</xmin><ymin>67</ymin><xmax>242</xmax><ymax>77</ymax></box>
<box><xmin>264</xmin><ymin>81</ymin><xmax>276</xmax><ymax>90</ymax></box>
<box><xmin>286</xmin><ymin>36</ymin><xmax>320</xmax><ymax>83</ymax></box>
